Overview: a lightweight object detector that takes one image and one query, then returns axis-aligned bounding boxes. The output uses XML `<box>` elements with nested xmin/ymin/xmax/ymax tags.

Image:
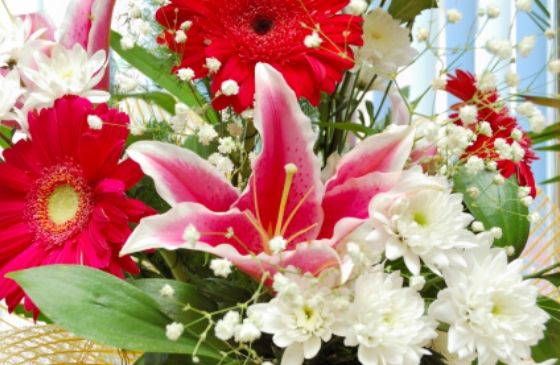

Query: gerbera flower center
<box><xmin>252</xmin><ymin>17</ymin><xmax>274</xmax><ymax>35</ymax></box>
<box><xmin>26</xmin><ymin>162</ymin><xmax>93</xmax><ymax>246</ymax></box>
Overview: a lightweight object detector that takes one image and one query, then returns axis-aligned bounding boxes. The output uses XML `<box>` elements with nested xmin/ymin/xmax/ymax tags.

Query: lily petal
<box><xmin>325</xmin><ymin>126</ymin><xmax>415</xmax><ymax>191</ymax></box>
<box><xmin>59</xmin><ymin>0</ymin><xmax>115</xmax><ymax>89</ymax></box>
<box><xmin>319</xmin><ymin>171</ymin><xmax>402</xmax><ymax>238</ymax></box>
<box><xmin>127</xmin><ymin>141</ymin><xmax>239</xmax><ymax>211</ymax></box>
<box><xmin>234</xmin><ymin>63</ymin><xmax>324</xmax><ymax>243</ymax></box>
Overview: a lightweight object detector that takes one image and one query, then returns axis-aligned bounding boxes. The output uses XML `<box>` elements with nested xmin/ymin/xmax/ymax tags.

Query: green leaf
<box><xmin>7</xmin><ymin>265</ymin><xmax>223</xmax><ymax>361</ymax></box>
<box><xmin>522</xmin><ymin>95</ymin><xmax>560</xmax><ymax>109</ymax></box>
<box><xmin>542</xmin><ymin>176</ymin><xmax>560</xmax><ymax>184</ymax></box>
<box><xmin>313</xmin><ymin>121</ymin><xmax>374</xmax><ymax>136</ymax></box>
<box><xmin>115</xmin><ymin>92</ymin><xmax>177</xmax><ymax>115</ymax></box>
<box><xmin>110</xmin><ymin>31</ymin><xmax>218</xmax><ymax>123</ymax></box>
<box><xmin>542</xmin><ymin>273</ymin><xmax>560</xmax><ymax>288</ymax></box>
<box><xmin>453</xmin><ymin>168</ymin><xmax>529</xmax><ymax>256</ymax></box>
<box><xmin>388</xmin><ymin>0</ymin><xmax>437</xmax><ymax>22</ymax></box>
<box><xmin>532</xmin><ymin>297</ymin><xmax>560</xmax><ymax>362</ymax></box>
<box><xmin>0</xmin><ymin>124</ymin><xmax>14</xmax><ymax>149</ymax></box>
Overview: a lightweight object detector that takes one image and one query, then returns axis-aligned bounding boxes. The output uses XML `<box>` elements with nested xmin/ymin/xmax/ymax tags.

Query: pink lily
<box><xmin>121</xmin><ymin>63</ymin><xmax>415</xmax><ymax>281</ymax></box>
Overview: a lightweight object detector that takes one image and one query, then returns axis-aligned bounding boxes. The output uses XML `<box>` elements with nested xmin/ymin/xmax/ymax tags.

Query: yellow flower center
<box><xmin>47</xmin><ymin>185</ymin><xmax>80</xmax><ymax>225</ymax></box>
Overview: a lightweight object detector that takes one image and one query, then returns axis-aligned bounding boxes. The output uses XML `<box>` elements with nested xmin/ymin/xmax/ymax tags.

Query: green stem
<box><xmin>524</xmin><ymin>262</ymin><xmax>560</xmax><ymax>280</ymax></box>
<box><xmin>160</xmin><ymin>250</ymin><xmax>190</xmax><ymax>282</ymax></box>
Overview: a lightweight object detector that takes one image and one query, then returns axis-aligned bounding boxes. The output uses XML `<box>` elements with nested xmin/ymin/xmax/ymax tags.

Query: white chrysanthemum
<box><xmin>429</xmin><ymin>248</ymin><xmax>549</xmax><ymax>365</ymax></box>
<box><xmin>357</xmin><ymin>8</ymin><xmax>417</xmax><ymax>78</ymax></box>
<box><xmin>249</xmin><ymin>274</ymin><xmax>339</xmax><ymax>365</ymax></box>
<box><xmin>431</xmin><ymin>331</ymin><xmax>474</xmax><ymax>365</ymax></box>
<box><xmin>0</xmin><ymin>69</ymin><xmax>25</xmax><ymax>122</ymax></box>
<box><xmin>0</xmin><ymin>16</ymin><xmax>51</xmax><ymax>68</ymax></box>
<box><xmin>367</xmin><ymin>171</ymin><xmax>477</xmax><ymax>275</ymax></box>
<box><xmin>333</xmin><ymin>270</ymin><xmax>437</xmax><ymax>365</ymax></box>
<box><xmin>21</xmin><ymin>44</ymin><xmax>109</xmax><ymax>115</ymax></box>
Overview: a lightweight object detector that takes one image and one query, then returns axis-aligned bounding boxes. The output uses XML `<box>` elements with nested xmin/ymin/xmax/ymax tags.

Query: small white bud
<box><xmin>221</xmin><ymin>80</ymin><xmax>240</xmax><ymax>96</ymax></box>
<box><xmin>166</xmin><ymin>322</ymin><xmax>184</xmax><ymax>341</ymax></box>
<box><xmin>447</xmin><ymin>9</ymin><xmax>463</xmax><ymax>23</ymax></box>
<box><xmin>180</xmin><ymin>20</ymin><xmax>192</xmax><ymax>30</ymax></box>
<box><xmin>304</xmin><ymin>31</ymin><xmax>323</xmax><ymax>48</ymax></box>
<box><xmin>210</xmin><ymin>258</ymin><xmax>233</xmax><ymax>278</ymax></box>
<box><xmin>174</xmin><ymin>30</ymin><xmax>187</xmax><ymax>43</ymax></box>
<box><xmin>182</xmin><ymin>224</ymin><xmax>200</xmax><ymax>245</ymax></box>
<box><xmin>159</xmin><ymin>284</ymin><xmax>175</xmax><ymax>298</ymax></box>
<box><xmin>269</xmin><ymin>236</ymin><xmax>287</xmax><ymax>254</ymax></box>
<box><xmin>471</xmin><ymin>221</ymin><xmax>485</xmax><ymax>232</ymax></box>
<box><xmin>177</xmin><ymin>67</ymin><xmax>195</xmax><ymax>81</ymax></box>
<box><xmin>87</xmin><ymin>115</ymin><xmax>103</xmax><ymax>130</ymax></box>
<box><xmin>490</xmin><ymin>227</ymin><xmax>503</xmax><ymax>239</ymax></box>
<box><xmin>493</xmin><ymin>173</ymin><xmax>506</xmax><ymax>186</ymax></box>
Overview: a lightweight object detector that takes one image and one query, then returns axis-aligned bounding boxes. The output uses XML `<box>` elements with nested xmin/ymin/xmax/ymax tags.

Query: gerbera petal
<box><xmin>325</xmin><ymin>126</ymin><xmax>415</xmax><ymax>191</ymax></box>
<box><xmin>127</xmin><ymin>141</ymin><xmax>239</xmax><ymax>210</ymax></box>
<box><xmin>234</xmin><ymin>63</ymin><xmax>324</xmax><ymax>242</ymax></box>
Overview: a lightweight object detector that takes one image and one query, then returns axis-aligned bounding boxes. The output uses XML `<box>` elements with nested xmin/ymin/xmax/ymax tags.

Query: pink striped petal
<box><xmin>325</xmin><ymin>126</ymin><xmax>415</xmax><ymax>191</ymax></box>
<box><xmin>121</xmin><ymin>203</ymin><xmax>264</xmax><ymax>256</ymax></box>
<box><xmin>319</xmin><ymin>171</ymin><xmax>402</xmax><ymax>238</ymax></box>
<box><xmin>127</xmin><ymin>141</ymin><xmax>239</xmax><ymax>211</ymax></box>
<box><xmin>59</xmin><ymin>0</ymin><xmax>115</xmax><ymax>89</ymax></box>
<box><xmin>234</xmin><ymin>63</ymin><xmax>324</xmax><ymax>242</ymax></box>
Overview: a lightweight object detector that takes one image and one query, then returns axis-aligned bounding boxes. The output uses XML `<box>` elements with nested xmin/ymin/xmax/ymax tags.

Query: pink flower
<box><xmin>0</xmin><ymin>96</ymin><xmax>154</xmax><ymax>317</ymax></box>
<box><xmin>121</xmin><ymin>63</ymin><xmax>415</xmax><ymax>282</ymax></box>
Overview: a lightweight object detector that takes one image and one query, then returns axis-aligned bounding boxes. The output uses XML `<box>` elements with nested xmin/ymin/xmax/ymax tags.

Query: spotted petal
<box><xmin>127</xmin><ymin>141</ymin><xmax>239</xmax><ymax>211</ymax></box>
<box><xmin>234</xmin><ymin>63</ymin><xmax>324</xmax><ymax>244</ymax></box>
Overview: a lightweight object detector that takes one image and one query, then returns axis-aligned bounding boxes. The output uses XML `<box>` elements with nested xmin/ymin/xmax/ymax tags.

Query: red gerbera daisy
<box><xmin>0</xmin><ymin>95</ymin><xmax>154</xmax><ymax>316</ymax></box>
<box><xmin>446</xmin><ymin>70</ymin><xmax>537</xmax><ymax>197</ymax></box>
<box><xmin>155</xmin><ymin>0</ymin><xmax>363</xmax><ymax>112</ymax></box>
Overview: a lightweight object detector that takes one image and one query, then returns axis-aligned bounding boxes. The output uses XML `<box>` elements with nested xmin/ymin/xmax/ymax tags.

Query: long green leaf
<box><xmin>0</xmin><ymin>124</ymin><xmax>14</xmax><ymax>149</ymax></box>
<box><xmin>8</xmin><ymin>265</ymin><xmax>222</xmax><ymax>361</ymax></box>
<box><xmin>110</xmin><ymin>31</ymin><xmax>218</xmax><ymax>123</ymax></box>
<box><xmin>388</xmin><ymin>0</ymin><xmax>437</xmax><ymax>22</ymax></box>
<box><xmin>532</xmin><ymin>297</ymin><xmax>560</xmax><ymax>362</ymax></box>
<box><xmin>453</xmin><ymin>168</ymin><xmax>529</xmax><ymax>256</ymax></box>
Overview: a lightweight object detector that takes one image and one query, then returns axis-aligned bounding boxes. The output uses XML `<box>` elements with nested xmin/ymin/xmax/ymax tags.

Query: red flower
<box><xmin>0</xmin><ymin>96</ymin><xmax>154</xmax><ymax>316</ymax></box>
<box><xmin>446</xmin><ymin>70</ymin><xmax>537</xmax><ymax>197</ymax></box>
<box><xmin>156</xmin><ymin>0</ymin><xmax>363</xmax><ymax>112</ymax></box>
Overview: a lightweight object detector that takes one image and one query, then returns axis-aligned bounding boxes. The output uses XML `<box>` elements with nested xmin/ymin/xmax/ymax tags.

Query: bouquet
<box><xmin>0</xmin><ymin>0</ymin><xmax>559</xmax><ymax>364</ymax></box>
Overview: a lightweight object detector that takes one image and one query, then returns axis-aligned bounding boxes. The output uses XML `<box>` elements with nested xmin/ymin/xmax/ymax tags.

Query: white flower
<box><xmin>409</xmin><ymin>275</ymin><xmax>426</xmax><ymax>291</ymax></box>
<box><xmin>505</xmin><ymin>70</ymin><xmax>520</xmax><ymax>88</ymax></box>
<box><xmin>166</xmin><ymin>322</ymin><xmax>185</xmax><ymax>341</ymax></box>
<box><xmin>208</xmin><ymin>153</ymin><xmax>234</xmax><ymax>176</ymax></box>
<box><xmin>177</xmin><ymin>67</ymin><xmax>195</xmax><ymax>81</ymax></box>
<box><xmin>159</xmin><ymin>284</ymin><xmax>175</xmax><ymax>298</ymax></box>
<box><xmin>465</xmin><ymin>156</ymin><xmax>485</xmax><ymax>175</ymax></box>
<box><xmin>548</xmin><ymin>59</ymin><xmax>560</xmax><ymax>73</ymax></box>
<box><xmin>205</xmin><ymin>57</ymin><xmax>221</xmax><ymax>73</ymax></box>
<box><xmin>234</xmin><ymin>315</ymin><xmax>262</xmax><ymax>343</ymax></box>
<box><xmin>431</xmin><ymin>331</ymin><xmax>474</xmax><ymax>365</ymax></box>
<box><xmin>218</xmin><ymin>136</ymin><xmax>236</xmax><ymax>154</ymax></box>
<box><xmin>416</xmin><ymin>27</ymin><xmax>430</xmax><ymax>42</ymax></box>
<box><xmin>21</xmin><ymin>44</ymin><xmax>109</xmax><ymax>116</ymax></box>
<box><xmin>304</xmin><ymin>31</ymin><xmax>323</xmax><ymax>48</ymax></box>
<box><xmin>494</xmin><ymin>138</ymin><xmax>513</xmax><ymax>160</ymax></box>
<box><xmin>87</xmin><ymin>115</ymin><xmax>103</xmax><ymax>130</ymax></box>
<box><xmin>0</xmin><ymin>16</ymin><xmax>51</xmax><ymax>68</ymax></box>
<box><xmin>182</xmin><ymin>224</ymin><xmax>200</xmax><ymax>245</ymax></box>
<box><xmin>174</xmin><ymin>30</ymin><xmax>187</xmax><ymax>43</ymax></box>
<box><xmin>511</xmin><ymin>128</ymin><xmax>523</xmax><ymax>141</ymax></box>
<box><xmin>486</xmin><ymin>6</ymin><xmax>501</xmax><ymax>18</ymax></box>
<box><xmin>214</xmin><ymin>311</ymin><xmax>241</xmax><ymax>341</ymax></box>
<box><xmin>490</xmin><ymin>227</ymin><xmax>503</xmax><ymax>239</ymax></box>
<box><xmin>120</xmin><ymin>36</ymin><xmax>136</xmax><ymax>50</ymax></box>
<box><xmin>447</xmin><ymin>9</ymin><xmax>463</xmax><ymax>23</ymax></box>
<box><xmin>476</xmin><ymin>71</ymin><xmax>497</xmax><ymax>92</ymax></box>
<box><xmin>0</xmin><ymin>69</ymin><xmax>25</xmax><ymax>122</ymax></box>
<box><xmin>528</xmin><ymin>111</ymin><xmax>547</xmax><ymax>133</ymax></box>
<box><xmin>221</xmin><ymin>79</ymin><xmax>239</xmax><ymax>96</ymax></box>
<box><xmin>517</xmin><ymin>101</ymin><xmax>538</xmax><ymax>117</ymax></box>
<box><xmin>511</xmin><ymin>141</ymin><xmax>526</xmax><ymax>162</ymax></box>
<box><xmin>180</xmin><ymin>20</ymin><xmax>193</xmax><ymax>31</ymax></box>
<box><xmin>478</xmin><ymin>121</ymin><xmax>493</xmax><ymax>137</ymax></box>
<box><xmin>197</xmin><ymin>124</ymin><xmax>218</xmax><ymax>145</ymax></box>
<box><xmin>250</xmin><ymin>274</ymin><xmax>338</xmax><ymax>365</ymax></box>
<box><xmin>210</xmin><ymin>258</ymin><xmax>233</xmax><ymax>278</ymax></box>
<box><xmin>485</xmin><ymin>39</ymin><xmax>513</xmax><ymax>59</ymax></box>
<box><xmin>459</xmin><ymin>105</ymin><xmax>478</xmax><ymax>125</ymax></box>
<box><xmin>429</xmin><ymin>248</ymin><xmax>549</xmax><ymax>365</ymax></box>
<box><xmin>345</xmin><ymin>0</ymin><xmax>368</xmax><ymax>15</ymax></box>
<box><xmin>437</xmin><ymin>124</ymin><xmax>475</xmax><ymax>158</ymax></box>
<box><xmin>357</xmin><ymin>8</ymin><xmax>417</xmax><ymax>78</ymax></box>
<box><xmin>545</xmin><ymin>28</ymin><xmax>556</xmax><ymax>39</ymax></box>
<box><xmin>367</xmin><ymin>171</ymin><xmax>477</xmax><ymax>275</ymax></box>
<box><xmin>493</xmin><ymin>173</ymin><xmax>506</xmax><ymax>186</ymax></box>
<box><xmin>432</xmin><ymin>76</ymin><xmax>447</xmax><ymax>90</ymax></box>
<box><xmin>516</xmin><ymin>0</ymin><xmax>532</xmax><ymax>11</ymax></box>
<box><xmin>334</xmin><ymin>271</ymin><xmax>436</xmax><ymax>365</ymax></box>
<box><xmin>471</xmin><ymin>221</ymin><xmax>485</xmax><ymax>232</ymax></box>
<box><xmin>518</xmin><ymin>36</ymin><xmax>536</xmax><ymax>57</ymax></box>
<box><xmin>269</xmin><ymin>236</ymin><xmax>288</xmax><ymax>254</ymax></box>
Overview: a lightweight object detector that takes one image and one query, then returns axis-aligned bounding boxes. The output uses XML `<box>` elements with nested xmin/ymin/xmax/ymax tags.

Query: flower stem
<box><xmin>159</xmin><ymin>250</ymin><xmax>190</xmax><ymax>282</ymax></box>
<box><xmin>524</xmin><ymin>262</ymin><xmax>560</xmax><ymax>280</ymax></box>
